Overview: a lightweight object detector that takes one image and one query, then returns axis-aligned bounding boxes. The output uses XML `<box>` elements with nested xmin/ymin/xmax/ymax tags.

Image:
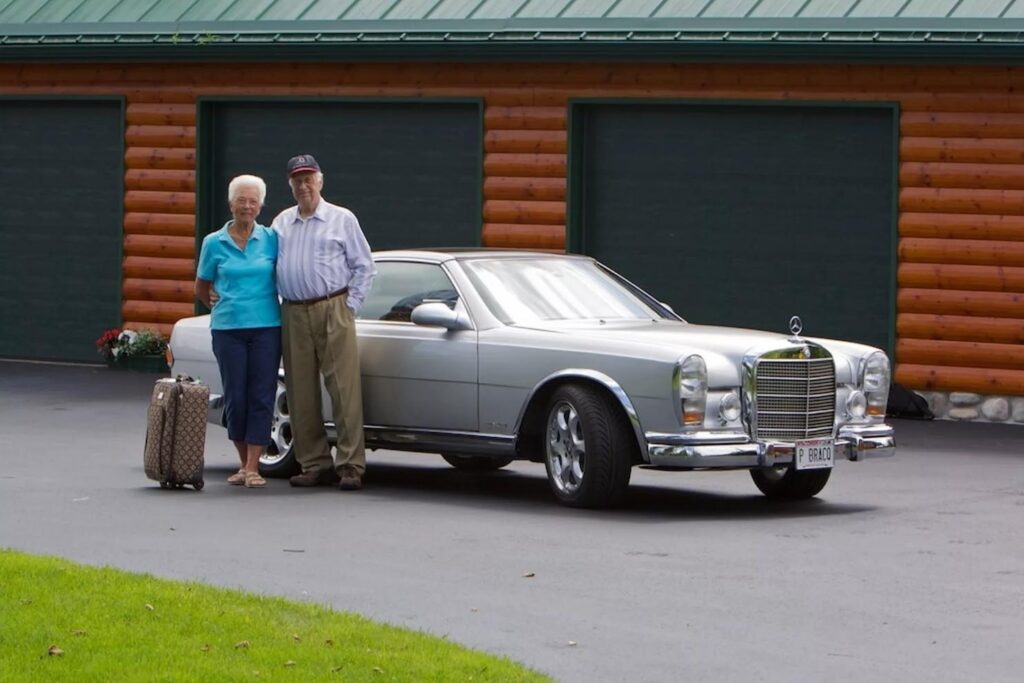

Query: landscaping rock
<box><xmin>925</xmin><ymin>392</ymin><xmax>949</xmax><ymax>419</ymax></box>
<box><xmin>1012</xmin><ymin>398</ymin><xmax>1024</xmax><ymax>424</ymax></box>
<box><xmin>981</xmin><ymin>398</ymin><xmax>1010</xmax><ymax>422</ymax></box>
<box><xmin>949</xmin><ymin>392</ymin><xmax>982</xmax><ymax>407</ymax></box>
<box><xmin>948</xmin><ymin>406</ymin><xmax>980</xmax><ymax>421</ymax></box>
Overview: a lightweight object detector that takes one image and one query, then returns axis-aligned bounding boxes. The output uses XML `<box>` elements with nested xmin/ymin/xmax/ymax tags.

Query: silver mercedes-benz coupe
<box><xmin>169</xmin><ymin>249</ymin><xmax>895</xmax><ymax>508</ymax></box>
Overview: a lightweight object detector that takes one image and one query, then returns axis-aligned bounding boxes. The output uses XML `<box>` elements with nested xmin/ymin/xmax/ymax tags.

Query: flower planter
<box><xmin>106</xmin><ymin>355</ymin><xmax>170</xmax><ymax>374</ymax></box>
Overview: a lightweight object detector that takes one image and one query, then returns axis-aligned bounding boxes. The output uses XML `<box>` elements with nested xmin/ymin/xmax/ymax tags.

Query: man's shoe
<box><xmin>289</xmin><ymin>468</ymin><xmax>339</xmax><ymax>487</ymax></box>
<box><xmin>338</xmin><ymin>466</ymin><xmax>363</xmax><ymax>491</ymax></box>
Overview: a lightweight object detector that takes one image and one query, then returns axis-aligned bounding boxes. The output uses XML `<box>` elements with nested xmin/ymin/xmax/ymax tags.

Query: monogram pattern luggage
<box><xmin>144</xmin><ymin>376</ymin><xmax>209</xmax><ymax>490</ymax></box>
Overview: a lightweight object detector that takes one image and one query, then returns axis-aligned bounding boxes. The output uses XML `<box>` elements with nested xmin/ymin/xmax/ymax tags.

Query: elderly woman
<box><xmin>195</xmin><ymin>175</ymin><xmax>280</xmax><ymax>488</ymax></box>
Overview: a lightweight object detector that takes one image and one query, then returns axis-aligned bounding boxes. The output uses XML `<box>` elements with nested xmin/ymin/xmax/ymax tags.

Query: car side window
<box><xmin>358</xmin><ymin>261</ymin><xmax>459</xmax><ymax>323</ymax></box>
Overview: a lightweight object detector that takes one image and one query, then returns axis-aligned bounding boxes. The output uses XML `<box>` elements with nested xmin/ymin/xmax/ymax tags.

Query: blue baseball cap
<box><xmin>287</xmin><ymin>154</ymin><xmax>321</xmax><ymax>176</ymax></box>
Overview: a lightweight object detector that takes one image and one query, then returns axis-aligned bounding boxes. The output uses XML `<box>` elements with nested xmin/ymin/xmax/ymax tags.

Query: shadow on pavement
<box><xmin>154</xmin><ymin>461</ymin><xmax>878</xmax><ymax>522</ymax></box>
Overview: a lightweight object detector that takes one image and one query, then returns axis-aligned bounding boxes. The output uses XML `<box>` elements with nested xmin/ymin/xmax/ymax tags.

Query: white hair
<box><xmin>288</xmin><ymin>171</ymin><xmax>324</xmax><ymax>188</ymax></box>
<box><xmin>228</xmin><ymin>175</ymin><xmax>267</xmax><ymax>205</ymax></box>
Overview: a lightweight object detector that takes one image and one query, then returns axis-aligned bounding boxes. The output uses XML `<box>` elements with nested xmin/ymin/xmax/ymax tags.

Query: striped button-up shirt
<box><xmin>272</xmin><ymin>199</ymin><xmax>376</xmax><ymax>312</ymax></box>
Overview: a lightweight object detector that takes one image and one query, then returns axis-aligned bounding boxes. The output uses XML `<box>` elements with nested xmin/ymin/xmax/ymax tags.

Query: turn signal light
<box><xmin>683</xmin><ymin>412</ymin><xmax>703</xmax><ymax>425</ymax></box>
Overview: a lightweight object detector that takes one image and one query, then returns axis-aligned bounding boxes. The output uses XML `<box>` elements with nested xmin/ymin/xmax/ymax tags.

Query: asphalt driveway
<box><xmin>1</xmin><ymin>360</ymin><xmax>1023</xmax><ymax>682</ymax></box>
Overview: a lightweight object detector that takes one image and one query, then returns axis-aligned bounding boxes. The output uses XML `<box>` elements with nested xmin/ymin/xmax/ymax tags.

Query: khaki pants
<box><xmin>281</xmin><ymin>294</ymin><xmax>365</xmax><ymax>475</ymax></box>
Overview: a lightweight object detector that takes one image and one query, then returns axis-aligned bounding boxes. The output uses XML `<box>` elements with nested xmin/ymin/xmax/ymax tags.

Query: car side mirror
<box><xmin>411</xmin><ymin>302</ymin><xmax>471</xmax><ymax>331</ymax></box>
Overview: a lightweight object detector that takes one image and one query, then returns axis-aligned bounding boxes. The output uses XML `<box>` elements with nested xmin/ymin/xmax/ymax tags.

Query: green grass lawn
<box><xmin>0</xmin><ymin>548</ymin><xmax>551</xmax><ymax>682</ymax></box>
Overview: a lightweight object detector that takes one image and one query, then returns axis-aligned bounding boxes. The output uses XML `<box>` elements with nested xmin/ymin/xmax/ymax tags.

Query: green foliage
<box><xmin>127</xmin><ymin>329</ymin><xmax>167</xmax><ymax>357</ymax></box>
<box><xmin>0</xmin><ymin>549</ymin><xmax>550</xmax><ymax>682</ymax></box>
<box><xmin>95</xmin><ymin>328</ymin><xmax>168</xmax><ymax>361</ymax></box>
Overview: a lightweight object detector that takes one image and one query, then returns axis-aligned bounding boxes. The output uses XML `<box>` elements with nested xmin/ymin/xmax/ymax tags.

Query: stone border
<box><xmin>916</xmin><ymin>390</ymin><xmax>1024</xmax><ymax>424</ymax></box>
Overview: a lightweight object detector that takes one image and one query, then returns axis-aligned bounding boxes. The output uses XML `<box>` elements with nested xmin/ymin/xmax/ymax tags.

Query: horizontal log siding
<box><xmin>894</xmin><ymin>102</ymin><xmax>1024</xmax><ymax>395</ymax></box>
<box><xmin>482</xmin><ymin>103</ymin><xmax>567</xmax><ymax>249</ymax></box>
<box><xmin>121</xmin><ymin>97</ymin><xmax>196</xmax><ymax>337</ymax></box>
<box><xmin>2</xmin><ymin>63</ymin><xmax>1023</xmax><ymax>393</ymax></box>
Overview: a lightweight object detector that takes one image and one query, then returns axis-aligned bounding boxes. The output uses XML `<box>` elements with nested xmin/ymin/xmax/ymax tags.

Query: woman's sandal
<box><xmin>244</xmin><ymin>471</ymin><xmax>267</xmax><ymax>488</ymax></box>
<box><xmin>227</xmin><ymin>468</ymin><xmax>246</xmax><ymax>486</ymax></box>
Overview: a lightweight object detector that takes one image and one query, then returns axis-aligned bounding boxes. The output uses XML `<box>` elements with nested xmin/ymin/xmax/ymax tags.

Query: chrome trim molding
<box><xmin>742</xmin><ymin>341</ymin><xmax>835</xmax><ymax>442</ymax></box>
<box><xmin>514</xmin><ymin>368</ymin><xmax>647</xmax><ymax>455</ymax></box>
<box><xmin>646</xmin><ymin>424</ymin><xmax>895</xmax><ymax>469</ymax></box>
<box><xmin>365</xmin><ymin>425</ymin><xmax>516</xmax><ymax>457</ymax></box>
<box><xmin>644</xmin><ymin>430</ymin><xmax>751</xmax><ymax>446</ymax></box>
<box><xmin>837</xmin><ymin>423</ymin><xmax>898</xmax><ymax>461</ymax></box>
<box><xmin>837</xmin><ymin>422</ymin><xmax>895</xmax><ymax>439</ymax></box>
<box><xmin>249</xmin><ymin>417</ymin><xmax>517</xmax><ymax>458</ymax></box>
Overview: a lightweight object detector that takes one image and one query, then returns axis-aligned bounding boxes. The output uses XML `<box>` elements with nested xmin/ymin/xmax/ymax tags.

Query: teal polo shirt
<box><xmin>197</xmin><ymin>222</ymin><xmax>281</xmax><ymax>330</ymax></box>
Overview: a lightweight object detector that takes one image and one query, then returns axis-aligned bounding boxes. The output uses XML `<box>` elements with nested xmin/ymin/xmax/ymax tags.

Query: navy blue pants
<box><xmin>211</xmin><ymin>326</ymin><xmax>282</xmax><ymax>446</ymax></box>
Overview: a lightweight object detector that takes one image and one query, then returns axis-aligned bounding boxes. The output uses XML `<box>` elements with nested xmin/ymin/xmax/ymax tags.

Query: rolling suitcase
<box><xmin>144</xmin><ymin>376</ymin><xmax>209</xmax><ymax>490</ymax></box>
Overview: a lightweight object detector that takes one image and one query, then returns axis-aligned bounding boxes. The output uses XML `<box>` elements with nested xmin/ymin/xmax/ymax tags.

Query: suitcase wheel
<box><xmin>193</xmin><ymin>481</ymin><xmax>204</xmax><ymax>491</ymax></box>
<box><xmin>159</xmin><ymin>482</ymin><xmax>171</xmax><ymax>489</ymax></box>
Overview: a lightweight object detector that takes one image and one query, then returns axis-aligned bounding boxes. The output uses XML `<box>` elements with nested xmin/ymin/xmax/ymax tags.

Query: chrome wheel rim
<box><xmin>546</xmin><ymin>399</ymin><xmax>586</xmax><ymax>494</ymax></box>
<box><xmin>261</xmin><ymin>383</ymin><xmax>292</xmax><ymax>467</ymax></box>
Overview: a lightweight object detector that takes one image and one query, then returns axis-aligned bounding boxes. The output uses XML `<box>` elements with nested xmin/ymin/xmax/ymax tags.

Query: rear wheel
<box><xmin>259</xmin><ymin>381</ymin><xmax>300</xmax><ymax>478</ymax></box>
<box><xmin>750</xmin><ymin>466</ymin><xmax>831</xmax><ymax>500</ymax></box>
<box><xmin>543</xmin><ymin>384</ymin><xmax>632</xmax><ymax>508</ymax></box>
<box><xmin>441</xmin><ymin>453</ymin><xmax>513</xmax><ymax>472</ymax></box>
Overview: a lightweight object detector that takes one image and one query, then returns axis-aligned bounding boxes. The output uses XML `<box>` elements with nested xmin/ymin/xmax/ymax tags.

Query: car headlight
<box><xmin>676</xmin><ymin>355</ymin><xmax>707</xmax><ymax>428</ymax></box>
<box><xmin>719</xmin><ymin>392</ymin><xmax>741</xmax><ymax>423</ymax></box>
<box><xmin>846</xmin><ymin>390</ymin><xmax>867</xmax><ymax>419</ymax></box>
<box><xmin>860</xmin><ymin>351</ymin><xmax>891</xmax><ymax>418</ymax></box>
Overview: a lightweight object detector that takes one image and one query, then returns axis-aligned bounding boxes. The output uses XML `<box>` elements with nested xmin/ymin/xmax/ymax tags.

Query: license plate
<box><xmin>795</xmin><ymin>438</ymin><xmax>834</xmax><ymax>470</ymax></box>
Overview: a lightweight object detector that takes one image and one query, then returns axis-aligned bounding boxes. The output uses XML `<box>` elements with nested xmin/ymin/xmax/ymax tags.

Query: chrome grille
<box><xmin>755</xmin><ymin>358</ymin><xmax>835</xmax><ymax>441</ymax></box>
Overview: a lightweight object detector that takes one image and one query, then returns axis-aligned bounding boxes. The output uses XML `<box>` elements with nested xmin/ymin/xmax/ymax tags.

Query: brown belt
<box><xmin>283</xmin><ymin>287</ymin><xmax>348</xmax><ymax>306</ymax></box>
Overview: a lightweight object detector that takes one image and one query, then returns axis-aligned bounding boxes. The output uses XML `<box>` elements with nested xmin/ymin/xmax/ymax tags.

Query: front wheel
<box><xmin>259</xmin><ymin>381</ymin><xmax>299</xmax><ymax>478</ymax></box>
<box><xmin>543</xmin><ymin>384</ymin><xmax>633</xmax><ymax>508</ymax></box>
<box><xmin>441</xmin><ymin>453</ymin><xmax>513</xmax><ymax>472</ymax></box>
<box><xmin>750</xmin><ymin>466</ymin><xmax>831</xmax><ymax>500</ymax></box>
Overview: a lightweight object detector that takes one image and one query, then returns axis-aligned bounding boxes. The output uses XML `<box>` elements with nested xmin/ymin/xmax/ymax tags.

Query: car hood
<box><xmin>511</xmin><ymin>319</ymin><xmax>797</xmax><ymax>354</ymax></box>
<box><xmin>508</xmin><ymin>319</ymin><xmax>873</xmax><ymax>384</ymax></box>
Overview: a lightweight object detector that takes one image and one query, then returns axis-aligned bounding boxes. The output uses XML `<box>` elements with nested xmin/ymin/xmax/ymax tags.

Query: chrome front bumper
<box><xmin>645</xmin><ymin>423</ymin><xmax>895</xmax><ymax>469</ymax></box>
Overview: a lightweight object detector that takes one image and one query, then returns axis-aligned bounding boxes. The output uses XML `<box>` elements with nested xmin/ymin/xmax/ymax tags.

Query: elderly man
<box><xmin>273</xmin><ymin>154</ymin><xmax>375</xmax><ymax>490</ymax></box>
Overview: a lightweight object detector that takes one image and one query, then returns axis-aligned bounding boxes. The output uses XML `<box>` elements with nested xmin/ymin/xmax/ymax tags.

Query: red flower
<box><xmin>95</xmin><ymin>328</ymin><xmax>123</xmax><ymax>357</ymax></box>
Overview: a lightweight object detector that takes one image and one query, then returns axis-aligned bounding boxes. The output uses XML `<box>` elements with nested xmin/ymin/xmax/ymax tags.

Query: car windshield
<box><xmin>461</xmin><ymin>257</ymin><xmax>670</xmax><ymax>324</ymax></box>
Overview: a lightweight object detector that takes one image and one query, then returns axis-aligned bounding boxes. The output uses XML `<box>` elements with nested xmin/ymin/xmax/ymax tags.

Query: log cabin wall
<box><xmin>0</xmin><ymin>61</ymin><xmax>1022</xmax><ymax>397</ymax></box>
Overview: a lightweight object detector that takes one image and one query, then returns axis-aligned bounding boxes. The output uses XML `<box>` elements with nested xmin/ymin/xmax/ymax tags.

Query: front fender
<box><xmin>514</xmin><ymin>368</ymin><xmax>648</xmax><ymax>458</ymax></box>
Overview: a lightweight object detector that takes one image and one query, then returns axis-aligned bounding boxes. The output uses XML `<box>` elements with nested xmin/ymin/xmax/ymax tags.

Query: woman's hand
<box><xmin>194</xmin><ymin>278</ymin><xmax>214</xmax><ymax>309</ymax></box>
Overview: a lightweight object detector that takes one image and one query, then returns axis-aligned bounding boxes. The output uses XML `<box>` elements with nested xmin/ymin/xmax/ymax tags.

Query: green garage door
<box><xmin>0</xmin><ymin>99</ymin><xmax>122</xmax><ymax>362</ymax></box>
<box><xmin>202</xmin><ymin>100</ymin><xmax>481</xmax><ymax>249</ymax></box>
<box><xmin>574</xmin><ymin>103</ymin><xmax>896</xmax><ymax>352</ymax></box>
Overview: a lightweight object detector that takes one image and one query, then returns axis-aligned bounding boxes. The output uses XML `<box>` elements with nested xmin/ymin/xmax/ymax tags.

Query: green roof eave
<box><xmin>3</xmin><ymin>38</ymin><xmax>1024</xmax><ymax>65</ymax></box>
<box><xmin>4</xmin><ymin>16</ymin><xmax>1024</xmax><ymax>37</ymax></box>
<box><xmin>3</xmin><ymin>17</ymin><xmax>1024</xmax><ymax>64</ymax></box>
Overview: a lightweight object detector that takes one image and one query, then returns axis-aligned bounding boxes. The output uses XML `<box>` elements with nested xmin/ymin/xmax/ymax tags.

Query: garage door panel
<box><xmin>0</xmin><ymin>100</ymin><xmax>122</xmax><ymax>362</ymax></box>
<box><xmin>579</xmin><ymin>103</ymin><xmax>895</xmax><ymax>351</ymax></box>
<box><xmin>207</xmin><ymin>102</ymin><xmax>480</xmax><ymax>250</ymax></box>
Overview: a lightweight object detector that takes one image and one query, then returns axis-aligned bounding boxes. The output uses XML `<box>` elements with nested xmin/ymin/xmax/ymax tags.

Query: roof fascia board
<box><xmin>4</xmin><ymin>40</ymin><xmax>1024</xmax><ymax>64</ymax></box>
